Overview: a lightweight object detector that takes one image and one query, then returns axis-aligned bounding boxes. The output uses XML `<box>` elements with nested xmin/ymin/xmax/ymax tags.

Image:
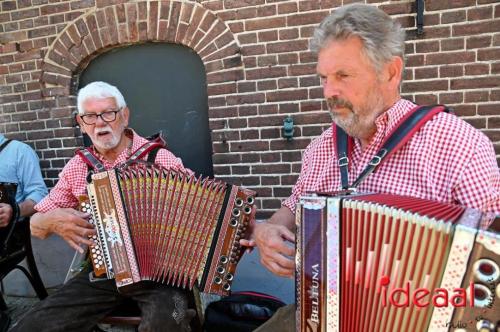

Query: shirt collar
<box><xmin>373</xmin><ymin>98</ymin><xmax>417</xmax><ymax>136</ymax></box>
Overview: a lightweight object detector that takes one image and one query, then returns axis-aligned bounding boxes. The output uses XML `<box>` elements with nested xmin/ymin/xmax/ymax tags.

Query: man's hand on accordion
<box><xmin>240</xmin><ymin>206</ymin><xmax>296</xmax><ymax>278</ymax></box>
<box><xmin>30</xmin><ymin>208</ymin><xmax>96</xmax><ymax>253</ymax></box>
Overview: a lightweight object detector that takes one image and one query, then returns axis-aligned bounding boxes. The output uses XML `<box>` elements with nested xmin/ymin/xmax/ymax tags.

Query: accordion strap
<box><xmin>336</xmin><ymin>104</ymin><xmax>450</xmax><ymax>190</ymax></box>
<box><xmin>76</xmin><ymin>134</ymin><xmax>167</xmax><ymax>181</ymax></box>
<box><xmin>0</xmin><ymin>139</ymin><xmax>12</xmax><ymax>155</ymax></box>
<box><xmin>76</xmin><ymin>148</ymin><xmax>105</xmax><ymax>173</ymax></box>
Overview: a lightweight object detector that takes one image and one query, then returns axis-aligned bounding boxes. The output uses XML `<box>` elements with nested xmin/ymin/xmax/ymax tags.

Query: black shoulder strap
<box><xmin>335</xmin><ymin>127</ymin><xmax>351</xmax><ymax>191</ymax></box>
<box><xmin>146</xmin><ymin>146</ymin><xmax>162</xmax><ymax>163</ymax></box>
<box><xmin>0</xmin><ymin>139</ymin><xmax>12</xmax><ymax>155</ymax></box>
<box><xmin>336</xmin><ymin>105</ymin><xmax>450</xmax><ymax>190</ymax></box>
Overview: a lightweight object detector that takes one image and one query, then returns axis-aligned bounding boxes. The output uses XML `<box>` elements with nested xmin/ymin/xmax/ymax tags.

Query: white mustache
<box><xmin>95</xmin><ymin>127</ymin><xmax>112</xmax><ymax>135</ymax></box>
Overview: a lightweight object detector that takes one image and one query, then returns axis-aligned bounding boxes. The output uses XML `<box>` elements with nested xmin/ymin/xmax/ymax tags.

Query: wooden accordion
<box><xmin>81</xmin><ymin>163</ymin><xmax>255</xmax><ymax>296</ymax></box>
<box><xmin>296</xmin><ymin>193</ymin><xmax>500</xmax><ymax>332</ymax></box>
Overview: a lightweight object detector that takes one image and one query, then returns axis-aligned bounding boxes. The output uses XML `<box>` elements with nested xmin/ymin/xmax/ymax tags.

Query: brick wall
<box><xmin>1</xmin><ymin>0</ymin><xmax>499</xmax><ymax>218</ymax></box>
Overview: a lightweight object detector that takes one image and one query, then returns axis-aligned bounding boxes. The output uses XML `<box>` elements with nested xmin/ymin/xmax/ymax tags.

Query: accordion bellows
<box><xmin>83</xmin><ymin>163</ymin><xmax>255</xmax><ymax>296</ymax></box>
<box><xmin>296</xmin><ymin>193</ymin><xmax>500</xmax><ymax>332</ymax></box>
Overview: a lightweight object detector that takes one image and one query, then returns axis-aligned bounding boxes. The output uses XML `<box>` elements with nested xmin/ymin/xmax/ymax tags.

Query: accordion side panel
<box><xmin>326</xmin><ymin>198</ymin><xmax>340</xmax><ymax>332</ymax></box>
<box><xmin>428</xmin><ymin>208</ymin><xmax>480</xmax><ymax>331</ymax></box>
<box><xmin>295</xmin><ymin>203</ymin><xmax>302</xmax><ymax>332</ymax></box>
<box><xmin>89</xmin><ymin>172</ymin><xmax>134</xmax><ymax>286</ymax></box>
<box><xmin>449</xmin><ymin>229</ymin><xmax>500</xmax><ymax>330</ymax></box>
<box><xmin>202</xmin><ymin>184</ymin><xmax>237</xmax><ymax>295</ymax></box>
<box><xmin>107</xmin><ymin>169</ymin><xmax>141</xmax><ymax>285</ymax></box>
<box><xmin>297</xmin><ymin>196</ymin><xmax>327</xmax><ymax>332</ymax></box>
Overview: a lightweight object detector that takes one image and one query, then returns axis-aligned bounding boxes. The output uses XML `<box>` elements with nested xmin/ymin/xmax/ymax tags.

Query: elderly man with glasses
<box><xmin>11</xmin><ymin>81</ymin><xmax>196</xmax><ymax>332</ymax></box>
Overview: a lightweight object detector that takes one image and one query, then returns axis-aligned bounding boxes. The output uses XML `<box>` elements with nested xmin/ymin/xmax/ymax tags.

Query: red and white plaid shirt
<box><xmin>36</xmin><ymin>130</ymin><xmax>191</xmax><ymax>212</ymax></box>
<box><xmin>283</xmin><ymin>99</ymin><xmax>500</xmax><ymax>223</ymax></box>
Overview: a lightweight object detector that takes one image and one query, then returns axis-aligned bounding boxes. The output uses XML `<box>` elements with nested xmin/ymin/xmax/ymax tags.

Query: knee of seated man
<box><xmin>139</xmin><ymin>288</ymin><xmax>197</xmax><ymax>332</ymax></box>
<box><xmin>139</xmin><ymin>309</ymin><xmax>196</xmax><ymax>332</ymax></box>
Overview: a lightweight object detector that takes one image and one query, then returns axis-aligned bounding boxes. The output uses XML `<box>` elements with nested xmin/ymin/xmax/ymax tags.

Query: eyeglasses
<box><xmin>80</xmin><ymin>108</ymin><xmax>122</xmax><ymax>125</ymax></box>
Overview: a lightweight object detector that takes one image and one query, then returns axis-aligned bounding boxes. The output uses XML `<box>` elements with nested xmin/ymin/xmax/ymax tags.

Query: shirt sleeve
<box><xmin>16</xmin><ymin>143</ymin><xmax>48</xmax><ymax>204</ymax></box>
<box><xmin>34</xmin><ymin>158</ymin><xmax>83</xmax><ymax>212</ymax></box>
<box><xmin>155</xmin><ymin>148</ymin><xmax>194</xmax><ymax>176</ymax></box>
<box><xmin>453</xmin><ymin>133</ymin><xmax>500</xmax><ymax>226</ymax></box>
<box><xmin>282</xmin><ymin>147</ymin><xmax>312</xmax><ymax>214</ymax></box>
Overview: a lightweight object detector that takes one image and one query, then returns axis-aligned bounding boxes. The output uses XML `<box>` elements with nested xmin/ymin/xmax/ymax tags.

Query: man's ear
<box><xmin>121</xmin><ymin>106</ymin><xmax>130</xmax><ymax>127</ymax></box>
<box><xmin>386</xmin><ymin>56</ymin><xmax>403</xmax><ymax>89</ymax></box>
<box><xmin>75</xmin><ymin>114</ymin><xmax>86</xmax><ymax>134</ymax></box>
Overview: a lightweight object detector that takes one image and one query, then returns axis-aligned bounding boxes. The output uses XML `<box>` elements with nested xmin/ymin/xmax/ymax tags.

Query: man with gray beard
<box><xmin>12</xmin><ymin>81</ymin><xmax>196</xmax><ymax>332</ymax></box>
<box><xmin>241</xmin><ymin>4</ymin><xmax>499</xmax><ymax>331</ymax></box>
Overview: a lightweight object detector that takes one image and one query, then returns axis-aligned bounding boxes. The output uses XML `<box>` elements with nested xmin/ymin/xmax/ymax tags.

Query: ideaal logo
<box><xmin>379</xmin><ymin>275</ymin><xmax>498</xmax><ymax>329</ymax></box>
<box><xmin>379</xmin><ymin>276</ymin><xmax>475</xmax><ymax>308</ymax></box>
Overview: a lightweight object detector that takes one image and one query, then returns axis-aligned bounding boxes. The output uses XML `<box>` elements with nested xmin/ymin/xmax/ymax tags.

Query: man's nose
<box><xmin>323</xmin><ymin>79</ymin><xmax>339</xmax><ymax>99</ymax></box>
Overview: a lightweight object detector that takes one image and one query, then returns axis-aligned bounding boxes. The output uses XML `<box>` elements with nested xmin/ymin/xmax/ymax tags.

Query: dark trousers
<box><xmin>11</xmin><ymin>271</ymin><xmax>193</xmax><ymax>332</ymax></box>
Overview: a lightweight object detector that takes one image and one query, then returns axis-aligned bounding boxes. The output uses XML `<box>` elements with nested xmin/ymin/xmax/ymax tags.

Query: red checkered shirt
<box><xmin>36</xmin><ymin>130</ymin><xmax>191</xmax><ymax>212</ymax></box>
<box><xmin>283</xmin><ymin>99</ymin><xmax>500</xmax><ymax>224</ymax></box>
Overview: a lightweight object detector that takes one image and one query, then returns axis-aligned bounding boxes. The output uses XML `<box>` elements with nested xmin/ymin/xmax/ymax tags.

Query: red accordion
<box><xmin>296</xmin><ymin>193</ymin><xmax>499</xmax><ymax>332</ymax></box>
<box><xmin>82</xmin><ymin>163</ymin><xmax>255</xmax><ymax>296</ymax></box>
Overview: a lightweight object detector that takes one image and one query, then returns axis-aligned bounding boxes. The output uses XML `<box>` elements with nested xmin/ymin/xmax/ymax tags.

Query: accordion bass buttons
<box><xmin>476</xmin><ymin>319</ymin><xmax>495</xmax><ymax>332</ymax></box>
<box><xmin>472</xmin><ymin>258</ymin><xmax>500</xmax><ymax>284</ymax></box>
<box><xmin>235</xmin><ymin>198</ymin><xmax>244</xmax><ymax>207</ymax></box>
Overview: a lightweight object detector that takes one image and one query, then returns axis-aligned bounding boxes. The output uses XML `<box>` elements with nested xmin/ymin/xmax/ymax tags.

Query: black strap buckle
<box><xmin>338</xmin><ymin>156</ymin><xmax>349</xmax><ymax>167</ymax></box>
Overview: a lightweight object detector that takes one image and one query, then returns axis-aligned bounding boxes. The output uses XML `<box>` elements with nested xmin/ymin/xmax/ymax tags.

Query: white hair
<box><xmin>77</xmin><ymin>81</ymin><xmax>126</xmax><ymax>114</ymax></box>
